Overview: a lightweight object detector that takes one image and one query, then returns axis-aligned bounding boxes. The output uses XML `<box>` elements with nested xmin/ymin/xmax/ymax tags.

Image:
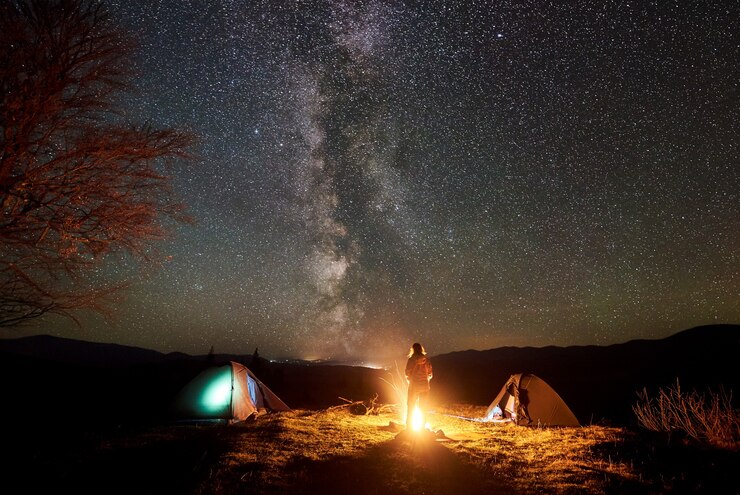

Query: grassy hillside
<box><xmin>3</xmin><ymin>406</ymin><xmax>737</xmax><ymax>494</ymax></box>
<box><xmin>1</xmin><ymin>325</ymin><xmax>738</xmax><ymax>493</ymax></box>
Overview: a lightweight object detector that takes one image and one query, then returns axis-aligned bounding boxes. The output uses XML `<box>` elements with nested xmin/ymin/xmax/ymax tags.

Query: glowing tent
<box><xmin>173</xmin><ymin>361</ymin><xmax>290</xmax><ymax>422</ymax></box>
<box><xmin>486</xmin><ymin>373</ymin><xmax>579</xmax><ymax>427</ymax></box>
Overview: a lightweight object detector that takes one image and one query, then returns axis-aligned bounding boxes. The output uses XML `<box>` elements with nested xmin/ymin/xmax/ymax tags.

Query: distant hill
<box><xmin>0</xmin><ymin>334</ymin><xmax>170</xmax><ymax>366</ymax></box>
<box><xmin>430</xmin><ymin>324</ymin><xmax>740</xmax><ymax>425</ymax></box>
<box><xmin>0</xmin><ymin>334</ymin><xmax>253</xmax><ymax>367</ymax></box>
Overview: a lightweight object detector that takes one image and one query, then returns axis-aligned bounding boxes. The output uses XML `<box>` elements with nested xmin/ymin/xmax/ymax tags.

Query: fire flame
<box><xmin>411</xmin><ymin>406</ymin><xmax>424</xmax><ymax>431</ymax></box>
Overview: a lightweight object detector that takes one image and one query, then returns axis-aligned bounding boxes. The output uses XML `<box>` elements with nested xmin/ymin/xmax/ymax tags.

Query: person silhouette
<box><xmin>404</xmin><ymin>342</ymin><xmax>433</xmax><ymax>430</ymax></box>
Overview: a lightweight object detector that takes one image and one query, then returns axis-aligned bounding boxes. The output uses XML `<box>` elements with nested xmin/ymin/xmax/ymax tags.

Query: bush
<box><xmin>632</xmin><ymin>379</ymin><xmax>740</xmax><ymax>450</ymax></box>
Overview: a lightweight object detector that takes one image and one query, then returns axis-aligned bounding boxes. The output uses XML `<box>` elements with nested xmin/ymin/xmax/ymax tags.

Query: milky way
<box><xmin>16</xmin><ymin>0</ymin><xmax>738</xmax><ymax>362</ymax></box>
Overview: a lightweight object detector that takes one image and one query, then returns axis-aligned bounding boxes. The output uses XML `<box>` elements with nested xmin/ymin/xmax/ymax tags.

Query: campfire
<box><xmin>410</xmin><ymin>405</ymin><xmax>431</xmax><ymax>432</ymax></box>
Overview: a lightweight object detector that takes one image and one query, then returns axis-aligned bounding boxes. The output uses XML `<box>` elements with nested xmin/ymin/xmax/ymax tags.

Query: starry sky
<box><xmin>12</xmin><ymin>0</ymin><xmax>739</xmax><ymax>363</ymax></box>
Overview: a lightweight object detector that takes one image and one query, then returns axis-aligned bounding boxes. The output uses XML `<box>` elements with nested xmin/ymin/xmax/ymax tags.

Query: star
<box><xmin>18</xmin><ymin>0</ymin><xmax>736</xmax><ymax>362</ymax></box>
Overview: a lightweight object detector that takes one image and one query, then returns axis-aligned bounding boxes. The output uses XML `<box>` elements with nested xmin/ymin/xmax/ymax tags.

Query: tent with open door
<box><xmin>172</xmin><ymin>361</ymin><xmax>290</xmax><ymax>423</ymax></box>
<box><xmin>486</xmin><ymin>373</ymin><xmax>579</xmax><ymax>427</ymax></box>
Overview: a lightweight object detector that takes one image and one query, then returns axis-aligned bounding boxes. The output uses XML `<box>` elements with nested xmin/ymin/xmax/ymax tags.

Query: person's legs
<box><xmin>418</xmin><ymin>390</ymin><xmax>429</xmax><ymax>428</ymax></box>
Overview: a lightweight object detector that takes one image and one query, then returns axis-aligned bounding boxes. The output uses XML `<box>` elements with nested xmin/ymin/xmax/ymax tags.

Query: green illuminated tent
<box><xmin>173</xmin><ymin>361</ymin><xmax>290</xmax><ymax>423</ymax></box>
<box><xmin>486</xmin><ymin>373</ymin><xmax>579</xmax><ymax>427</ymax></box>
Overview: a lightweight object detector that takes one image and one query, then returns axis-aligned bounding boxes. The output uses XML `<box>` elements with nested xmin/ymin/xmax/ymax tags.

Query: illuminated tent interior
<box><xmin>486</xmin><ymin>373</ymin><xmax>579</xmax><ymax>427</ymax></box>
<box><xmin>172</xmin><ymin>361</ymin><xmax>290</xmax><ymax>423</ymax></box>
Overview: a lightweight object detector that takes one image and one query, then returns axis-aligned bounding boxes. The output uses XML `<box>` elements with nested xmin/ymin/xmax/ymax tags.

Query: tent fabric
<box><xmin>173</xmin><ymin>361</ymin><xmax>290</xmax><ymax>423</ymax></box>
<box><xmin>486</xmin><ymin>373</ymin><xmax>579</xmax><ymax>427</ymax></box>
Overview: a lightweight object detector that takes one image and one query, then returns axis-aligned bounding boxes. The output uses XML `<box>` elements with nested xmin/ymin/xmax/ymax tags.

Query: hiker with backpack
<box><xmin>405</xmin><ymin>342</ymin><xmax>433</xmax><ymax>430</ymax></box>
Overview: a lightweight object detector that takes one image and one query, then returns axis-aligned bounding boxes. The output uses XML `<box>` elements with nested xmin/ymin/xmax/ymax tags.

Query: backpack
<box><xmin>410</xmin><ymin>357</ymin><xmax>430</xmax><ymax>382</ymax></box>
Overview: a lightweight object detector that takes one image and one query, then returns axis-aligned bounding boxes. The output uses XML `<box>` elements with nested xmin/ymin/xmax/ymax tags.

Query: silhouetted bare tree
<box><xmin>0</xmin><ymin>0</ymin><xmax>193</xmax><ymax>327</ymax></box>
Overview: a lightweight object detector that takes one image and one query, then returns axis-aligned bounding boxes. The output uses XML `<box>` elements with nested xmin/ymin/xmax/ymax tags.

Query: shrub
<box><xmin>632</xmin><ymin>379</ymin><xmax>740</xmax><ymax>450</ymax></box>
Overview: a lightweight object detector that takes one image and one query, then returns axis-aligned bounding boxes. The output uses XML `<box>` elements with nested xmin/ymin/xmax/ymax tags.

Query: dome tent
<box><xmin>486</xmin><ymin>373</ymin><xmax>579</xmax><ymax>427</ymax></box>
<box><xmin>173</xmin><ymin>361</ymin><xmax>290</xmax><ymax>423</ymax></box>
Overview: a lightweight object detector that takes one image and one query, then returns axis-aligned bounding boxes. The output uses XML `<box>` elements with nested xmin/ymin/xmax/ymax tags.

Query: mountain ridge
<box><xmin>430</xmin><ymin>323</ymin><xmax>739</xmax><ymax>424</ymax></box>
<box><xmin>0</xmin><ymin>323</ymin><xmax>737</xmax><ymax>369</ymax></box>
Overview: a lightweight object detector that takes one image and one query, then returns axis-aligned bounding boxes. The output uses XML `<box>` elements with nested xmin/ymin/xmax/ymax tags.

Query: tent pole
<box><xmin>230</xmin><ymin>364</ymin><xmax>235</xmax><ymax>420</ymax></box>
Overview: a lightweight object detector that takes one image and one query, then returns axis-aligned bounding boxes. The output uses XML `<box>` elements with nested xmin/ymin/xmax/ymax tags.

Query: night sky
<box><xmin>12</xmin><ymin>0</ymin><xmax>739</xmax><ymax>363</ymax></box>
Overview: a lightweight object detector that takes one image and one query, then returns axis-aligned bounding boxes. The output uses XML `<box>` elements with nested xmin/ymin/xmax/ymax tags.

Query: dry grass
<box><xmin>431</xmin><ymin>405</ymin><xmax>638</xmax><ymax>494</ymax></box>
<box><xmin>633</xmin><ymin>380</ymin><xmax>740</xmax><ymax>450</ymax></box>
<box><xmin>199</xmin><ymin>405</ymin><xmax>642</xmax><ymax>495</ymax></box>
<box><xmin>8</xmin><ymin>402</ymin><xmax>739</xmax><ymax>494</ymax></box>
